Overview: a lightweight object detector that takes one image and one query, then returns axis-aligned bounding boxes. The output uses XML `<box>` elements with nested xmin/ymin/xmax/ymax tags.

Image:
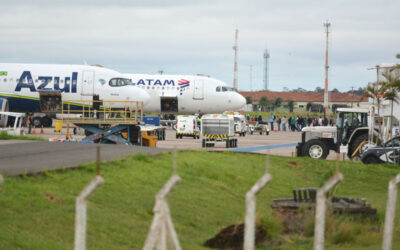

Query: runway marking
<box><xmin>229</xmin><ymin>143</ymin><xmax>298</xmax><ymax>153</ymax></box>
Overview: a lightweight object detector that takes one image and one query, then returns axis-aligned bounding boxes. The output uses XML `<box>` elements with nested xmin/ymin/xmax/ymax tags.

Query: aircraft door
<box><xmin>193</xmin><ymin>79</ymin><xmax>204</xmax><ymax>100</ymax></box>
<box><xmin>81</xmin><ymin>71</ymin><xmax>95</xmax><ymax>96</ymax></box>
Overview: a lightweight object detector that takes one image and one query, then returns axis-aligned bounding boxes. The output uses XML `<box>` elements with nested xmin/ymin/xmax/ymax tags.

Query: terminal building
<box><xmin>239</xmin><ymin>91</ymin><xmax>369</xmax><ymax>113</ymax></box>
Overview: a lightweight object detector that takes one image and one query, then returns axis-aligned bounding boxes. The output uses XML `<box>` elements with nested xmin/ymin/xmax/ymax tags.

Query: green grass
<box><xmin>0</xmin><ymin>131</ymin><xmax>46</xmax><ymax>141</ymax></box>
<box><xmin>1</xmin><ymin>151</ymin><xmax>400</xmax><ymax>249</ymax></box>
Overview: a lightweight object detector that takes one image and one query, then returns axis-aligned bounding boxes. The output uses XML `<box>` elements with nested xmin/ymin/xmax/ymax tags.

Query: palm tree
<box><xmin>364</xmin><ymin>82</ymin><xmax>386</xmax><ymax>118</ymax></box>
<box><xmin>382</xmin><ymin>72</ymin><xmax>400</xmax><ymax>137</ymax></box>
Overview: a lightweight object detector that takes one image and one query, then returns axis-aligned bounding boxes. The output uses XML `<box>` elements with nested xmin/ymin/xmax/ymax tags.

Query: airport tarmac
<box><xmin>0</xmin><ymin>126</ymin><xmax>343</xmax><ymax>176</ymax></box>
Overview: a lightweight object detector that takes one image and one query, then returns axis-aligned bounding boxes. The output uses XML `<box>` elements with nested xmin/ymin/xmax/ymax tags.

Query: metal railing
<box><xmin>61</xmin><ymin>100</ymin><xmax>143</xmax><ymax>124</ymax></box>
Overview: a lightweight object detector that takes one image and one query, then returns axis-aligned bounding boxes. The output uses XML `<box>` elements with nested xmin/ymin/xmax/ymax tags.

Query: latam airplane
<box><xmin>124</xmin><ymin>73</ymin><xmax>246</xmax><ymax>113</ymax></box>
<box><xmin>0</xmin><ymin>63</ymin><xmax>150</xmax><ymax>126</ymax></box>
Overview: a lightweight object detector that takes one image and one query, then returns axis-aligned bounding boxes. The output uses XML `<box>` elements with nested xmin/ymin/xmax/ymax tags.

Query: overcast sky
<box><xmin>1</xmin><ymin>0</ymin><xmax>399</xmax><ymax>91</ymax></box>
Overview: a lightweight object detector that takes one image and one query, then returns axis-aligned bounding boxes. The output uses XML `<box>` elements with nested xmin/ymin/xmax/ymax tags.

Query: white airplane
<box><xmin>124</xmin><ymin>73</ymin><xmax>246</xmax><ymax>113</ymax></box>
<box><xmin>0</xmin><ymin>63</ymin><xmax>150</xmax><ymax>127</ymax></box>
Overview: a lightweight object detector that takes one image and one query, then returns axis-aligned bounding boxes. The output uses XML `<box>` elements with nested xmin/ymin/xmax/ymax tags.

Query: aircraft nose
<box><xmin>235</xmin><ymin>93</ymin><xmax>246</xmax><ymax>109</ymax></box>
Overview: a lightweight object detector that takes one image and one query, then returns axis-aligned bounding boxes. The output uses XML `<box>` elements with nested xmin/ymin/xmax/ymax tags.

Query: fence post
<box><xmin>313</xmin><ymin>172</ymin><xmax>343</xmax><ymax>250</ymax></box>
<box><xmin>74</xmin><ymin>176</ymin><xmax>104</xmax><ymax>250</ymax></box>
<box><xmin>243</xmin><ymin>173</ymin><xmax>272</xmax><ymax>250</ymax></box>
<box><xmin>0</xmin><ymin>174</ymin><xmax>3</xmax><ymax>185</ymax></box>
<box><xmin>143</xmin><ymin>174</ymin><xmax>182</xmax><ymax>250</ymax></box>
<box><xmin>382</xmin><ymin>173</ymin><xmax>400</xmax><ymax>250</ymax></box>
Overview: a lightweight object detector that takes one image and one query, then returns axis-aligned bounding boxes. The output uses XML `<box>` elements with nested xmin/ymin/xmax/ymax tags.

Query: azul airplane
<box><xmin>0</xmin><ymin>63</ymin><xmax>150</xmax><ymax>127</ymax></box>
<box><xmin>124</xmin><ymin>73</ymin><xmax>246</xmax><ymax>113</ymax></box>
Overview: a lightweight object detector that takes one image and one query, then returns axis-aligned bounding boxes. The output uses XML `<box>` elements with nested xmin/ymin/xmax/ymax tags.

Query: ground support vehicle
<box><xmin>297</xmin><ymin>107</ymin><xmax>379</xmax><ymax>160</ymax></box>
<box><xmin>175</xmin><ymin>115</ymin><xmax>200</xmax><ymax>139</ymax></box>
<box><xmin>139</xmin><ymin>125</ymin><xmax>159</xmax><ymax>147</ymax></box>
<box><xmin>223</xmin><ymin>111</ymin><xmax>247</xmax><ymax>136</ymax></box>
<box><xmin>361</xmin><ymin>136</ymin><xmax>400</xmax><ymax>164</ymax></box>
<box><xmin>201</xmin><ymin>114</ymin><xmax>237</xmax><ymax>148</ymax></box>
<box><xmin>61</xmin><ymin>99</ymin><xmax>144</xmax><ymax>145</ymax></box>
<box><xmin>247</xmin><ymin>121</ymin><xmax>256</xmax><ymax>134</ymax></box>
<box><xmin>0</xmin><ymin>111</ymin><xmax>25</xmax><ymax>136</ymax></box>
<box><xmin>272</xmin><ymin>188</ymin><xmax>376</xmax><ymax>218</ymax></box>
<box><xmin>253</xmin><ymin>122</ymin><xmax>270</xmax><ymax>135</ymax></box>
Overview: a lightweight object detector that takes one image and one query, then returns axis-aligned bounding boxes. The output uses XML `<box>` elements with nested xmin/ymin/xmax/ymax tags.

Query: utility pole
<box><xmin>233</xmin><ymin>29</ymin><xmax>239</xmax><ymax>90</ymax></box>
<box><xmin>263</xmin><ymin>49</ymin><xmax>270</xmax><ymax>90</ymax></box>
<box><xmin>249</xmin><ymin>65</ymin><xmax>253</xmax><ymax>91</ymax></box>
<box><xmin>323</xmin><ymin>21</ymin><xmax>331</xmax><ymax>117</ymax></box>
<box><xmin>350</xmin><ymin>86</ymin><xmax>354</xmax><ymax>107</ymax></box>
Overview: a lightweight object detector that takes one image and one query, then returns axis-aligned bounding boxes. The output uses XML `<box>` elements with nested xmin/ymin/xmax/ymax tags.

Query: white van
<box><xmin>176</xmin><ymin>115</ymin><xmax>200</xmax><ymax>139</ymax></box>
<box><xmin>223</xmin><ymin>111</ymin><xmax>247</xmax><ymax>136</ymax></box>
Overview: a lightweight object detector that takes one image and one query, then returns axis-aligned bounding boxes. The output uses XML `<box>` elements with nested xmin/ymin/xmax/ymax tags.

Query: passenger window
<box><xmin>216</xmin><ymin>86</ymin><xmax>221</xmax><ymax>92</ymax></box>
<box><xmin>3</xmin><ymin>78</ymin><xmax>6</xmax><ymax>82</ymax></box>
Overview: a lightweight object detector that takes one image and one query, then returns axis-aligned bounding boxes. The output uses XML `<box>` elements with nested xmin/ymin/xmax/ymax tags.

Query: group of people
<box><xmin>246</xmin><ymin>114</ymin><xmax>335</xmax><ymax>132</ymax></box>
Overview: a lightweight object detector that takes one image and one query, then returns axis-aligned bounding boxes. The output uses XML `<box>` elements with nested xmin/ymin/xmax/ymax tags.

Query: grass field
<box><xmin>0</xmin><ymin>131</ymin><xmax>46</xmax><ymax>141</ymax></box>
<box><xmin>1</xmin><ymin>151</ymin><xmax>400</xmax><ymax>249</ymax></box>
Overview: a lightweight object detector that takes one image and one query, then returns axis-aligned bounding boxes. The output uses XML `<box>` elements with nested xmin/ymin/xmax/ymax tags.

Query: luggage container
<box><xmin>176</xmin><ymin>115</ymin><xmax>200</xmax><ymax>139</ymax></box>
<box><xmin>201</xmin><ymin>114</ymin><xmax>237</xmax><ymax>148</ymax></box>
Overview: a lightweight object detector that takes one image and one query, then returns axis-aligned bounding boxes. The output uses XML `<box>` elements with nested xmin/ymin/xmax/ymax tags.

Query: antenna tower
<box><xmin>323</xmin><ymin>21</ymin><xmax>331</xmax><ymax>117</ymax></box>
<box><xmin>233</xmin><ymin>29</ymin><xmax>239</xmax><ymax>89</ymax></box>
<box><xmin>263</xmin><ymin>49</ymin><xmax>270</xmax><ymax>90</ymax></box>
<box><xmin>249</xmin><ymin>65</ymin><xmax>253</xmax><ymax>91</ymax></box>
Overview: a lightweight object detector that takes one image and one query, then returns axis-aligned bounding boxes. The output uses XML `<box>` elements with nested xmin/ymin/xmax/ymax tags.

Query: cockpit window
<box><xmin>109</xmin><ymin>78</ymin><xmax>134</xmax><ymax>87</ymax></box>
<box><xmin>222</xmin><ymin>86</ymin><xmax>235</xmax><ymax>92</ymax></box>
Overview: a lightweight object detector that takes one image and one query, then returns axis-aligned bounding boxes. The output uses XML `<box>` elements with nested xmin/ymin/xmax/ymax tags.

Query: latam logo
<box><xmin>178</xmin><ymin>79</ymin><xmax>190</xmax><ymax>95</ymax></box>
<box><xmin>14</xmin><ymin>71</ymin><xmax>78</xmax><ymax>93</ymax></box>
<box><xmin>135</xmin><ymin>79</ymin><xmax>175</xmax><ymax>86</ymax></box>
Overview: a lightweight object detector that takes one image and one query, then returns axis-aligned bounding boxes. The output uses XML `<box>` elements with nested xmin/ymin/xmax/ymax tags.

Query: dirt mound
<box><xmin>43</xmin><ymin>193</ymin><xmax>63</xmax><ymax>203</ymax></box>
<box><xmin>204</xmin><ymin>223</ymin><xmax>266</xmax><ymax>249</ymax></box>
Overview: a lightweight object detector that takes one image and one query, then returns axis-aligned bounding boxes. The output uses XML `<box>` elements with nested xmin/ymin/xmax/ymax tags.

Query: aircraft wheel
<box><xmin>42</xmin><ymin>117</ymin><xmax>52</xmax><ymax>127</ymax></box>
<box><xmin>32</xmin><ymin>117</ymin><xmax>42</xmax><ymax>127</ymax></box>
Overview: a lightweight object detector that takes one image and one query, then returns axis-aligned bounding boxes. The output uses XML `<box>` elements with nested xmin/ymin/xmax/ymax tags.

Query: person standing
<box><xmin>276</xmin><ymin>116</ymin><xmax>281</xmax><ymax>131</ymax></box>
<box><xmin>290</xmin><ymin>117</ymin><xmax>296</xmax><ymax>132</ymax></box>
<box><xmin>282</xmin><ymin>116</ymin><xmax>287</xmax><ymax>131</ymax></box>
<box><xmin>27</xmin><ymin>113</ymin><xmax>32</xmax><ymax>134</ymax></box>
<box><xmin>269</xmin><ymin>114</ymin><xmax>275</xmax><ymax>131</ymax></box>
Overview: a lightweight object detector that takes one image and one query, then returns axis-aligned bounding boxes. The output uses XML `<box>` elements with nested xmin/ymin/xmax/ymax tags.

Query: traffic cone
<box><xmin>274</xmin><ymin>128</ymin><xmax>278</xmax><ymax>133</ymax></box>
<box><xmin>32</xmin><ymin>126</ymin><xmax>36</xmax><ymax>134</ymax></box>
<box><xmin>40</xmin><ymin>126</ymin><xmax>44</xmax><ymax>134</ymax></box>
